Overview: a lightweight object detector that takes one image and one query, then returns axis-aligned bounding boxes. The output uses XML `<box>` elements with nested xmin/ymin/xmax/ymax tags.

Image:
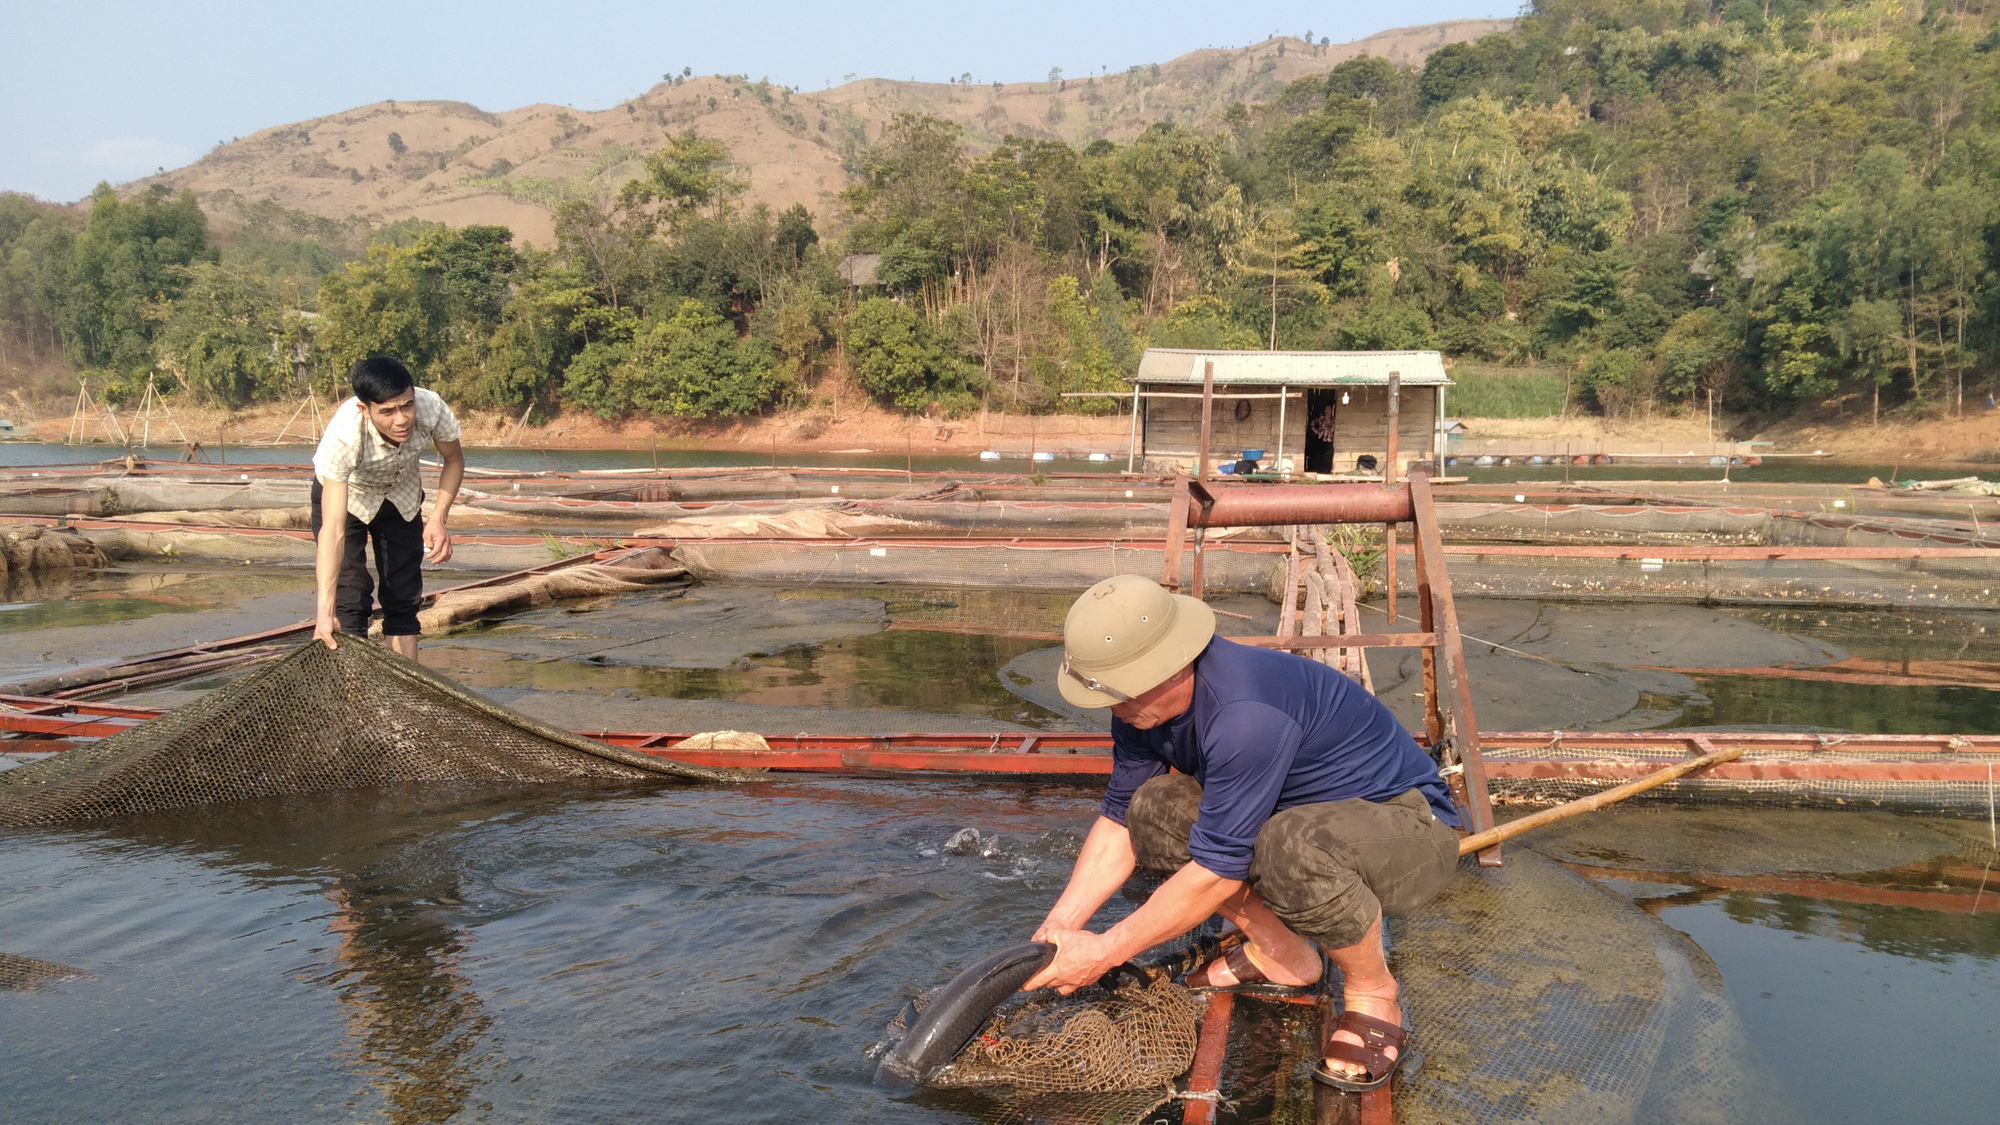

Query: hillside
<box><xmin>133</xmin><ymin>20</ymin><xmax>1509</xmax><ymax>244</ymax></box>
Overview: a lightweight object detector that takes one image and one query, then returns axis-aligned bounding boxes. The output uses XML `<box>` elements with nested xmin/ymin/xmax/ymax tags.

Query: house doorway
<box><xmin>1303</xmin><ymin>388</ymin><xmax>1339</xmax><ymax>473</ymax></box>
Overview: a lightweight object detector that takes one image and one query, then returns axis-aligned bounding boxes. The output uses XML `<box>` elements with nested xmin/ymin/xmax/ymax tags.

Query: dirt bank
<box><xmin>32</xmin><ymin>384</ymin><xmax>2000</xmax><ymax>466</ymax></box>
<box><xmin>32</xmin><ymin>386</ymin><xmax>1132</xmax><ymax>455</ymax></box>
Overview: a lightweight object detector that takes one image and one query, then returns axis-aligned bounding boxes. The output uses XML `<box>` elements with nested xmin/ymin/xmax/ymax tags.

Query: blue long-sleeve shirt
<box><xmin>1100</xmin><ymin>636</ymin><xmax>1460</xmax><ymax>879</ymax></box>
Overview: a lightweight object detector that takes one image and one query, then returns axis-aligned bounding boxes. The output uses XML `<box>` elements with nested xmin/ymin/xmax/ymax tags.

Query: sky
<box><xmin>1</xmin><ymin>0</ymin><xmax>1513</xmax><ymax>203</ymax></box>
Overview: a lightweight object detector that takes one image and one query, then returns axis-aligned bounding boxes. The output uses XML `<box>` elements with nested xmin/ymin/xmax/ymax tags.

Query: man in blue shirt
<box><xmin>1022</xmin><ymin>574</ymin><xmax>1460</xmax><ymax>1091</ymax></box>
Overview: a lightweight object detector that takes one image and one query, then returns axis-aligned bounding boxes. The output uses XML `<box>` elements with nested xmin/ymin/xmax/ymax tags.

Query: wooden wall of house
<box><xmin>1325</xmin><ymin>386</ymin><xmax>1438</xmax><ymax>471</ymax></box>
<box><xmin>1141</xmin><ymin>385</ymin><xmax>1439</xmax><ymax>471</ymax></box>
<box><xmin>1140</xmin><ymin>388</ymin><xmax>1305</xmax><ymax>463</ymax></box>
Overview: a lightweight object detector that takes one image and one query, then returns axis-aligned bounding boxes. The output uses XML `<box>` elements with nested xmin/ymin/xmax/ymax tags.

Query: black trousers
<box><xmin>310</xmin><ymin>481</ymin><xmax>424</xmax><ymax>636</ymax></box>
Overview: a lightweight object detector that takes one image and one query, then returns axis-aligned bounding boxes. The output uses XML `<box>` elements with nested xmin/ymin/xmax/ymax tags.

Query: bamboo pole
<box><xmin>1126</xmin><ymin>381</ymin><xmax>1141</xmax><ymax>472</ymax></box>
<box><xmin>1456</xmin><ymin>743</ymin><xmax>1747</xmax><ymax>855</ymax></box>
<box><xmin>1196</xmin><ymin>360</ymin><xmax>1215</xmax><ymax>480</ymax></box>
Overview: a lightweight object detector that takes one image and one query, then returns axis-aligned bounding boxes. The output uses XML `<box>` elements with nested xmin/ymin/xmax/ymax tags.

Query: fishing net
<box><xmin>672</xmin><ymin>538</ymin><xmax>1284</xmax><ymax>593</ymax></box>
<box><xmin>882</xmin><ymin>936</ymin><xmax>1226</xmax><ymax>1125</ymax></box>
<box><xmin>124</xmin><ymin>507</ymin><xmax>312</xmax><ymax>529</ymax></box>
<box><xmin>1433</xmin><ymin>503</ymin><xmax>1775</xmax><ymax>545</ymax></box>
<box><xmin>0</xmin><ymin>639</ymin><xmax>754</xmax><ymax>828</ymax></box>
<box><xmin>0</xmin><ymin>951</ymin><xmax>89</xmax><ymax>990</ymax></box>
<box><xmin>1482</xmin><ymin>739</ymin><xmax>2000</xmax><ymax>813</ymax></box>
<box><xmin>1</xmin><ymin>524</ymin><xmax>105</xmax><ymax>579</ymax></box>
<box><xmin>921</xmin><ymin>972</ymin><xmax>1205</xmax><ymax>1093</ymax></box>
<box><xmin>1392</xmin><ymin>849</ymin><xmax>1790</xmax><ymax>1125</ymax></box>
<box><xmin>1405</xmin><ymin>550</ymin><xmax>2000</xmax><ymax>609</ymax></box>
<box><xmin>632</xmin><ymin>507</ymin><xmax>924</xmax><ymax>539</ymax></box>
<box><xmin>412</xmin><ymin>559</ymin><xmax>689</xmax><ymax>634</ymax></box>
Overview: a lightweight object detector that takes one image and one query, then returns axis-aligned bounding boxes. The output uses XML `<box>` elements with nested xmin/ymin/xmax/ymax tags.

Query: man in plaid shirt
<box><xmin>310</xmin><ymin>357</ymin><xmax>466</xmax><ymax>658</ymax></box>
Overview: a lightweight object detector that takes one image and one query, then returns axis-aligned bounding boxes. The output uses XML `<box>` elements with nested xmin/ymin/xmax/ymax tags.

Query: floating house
<box><xmin>1128</xmin><ymin>349</ymin><xmax>1451</xmax><ymax>476</ymax></box>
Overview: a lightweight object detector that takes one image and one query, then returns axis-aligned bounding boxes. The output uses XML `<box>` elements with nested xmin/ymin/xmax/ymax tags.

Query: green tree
<box><xmin>1144</xmin><ymin>295</ymin><xmax>1261</xmax><ymax>351</ymax></box>
<box><xmin>478</xmin><ymin>259</ymin><xmax>614</xmax><ymax>411</ymax></box>
<box><xmin>1655</xmin><ymin>307</ymin><xmax>1741</xmax><ymax>403</ymax></box>
<box><xmin>1043</xmin><ymin>274</ymin><xmax>1122</xmax><ymax>413</ymax></box>
<box><xmin>844</xmin><ymin>296</ymin><xmax>978</xmax><ymax>413</ymax></box>
<box><xmin>606</xmin><ymin>299</ymin><xmax>774</xmax><ymax>418</ymax></box>
<box><xmin>151</xmin><ymin>262</ymin><xmax>297</xmax><ymax>407</ymax></box>
<box><xmin>313</xmin><ymin>224</ymin><xmax>516</xmax><ymax>392</ymax></box>
<box><xmin>59</xmin><ymin>185</ymin><xmax>216</xmax><ymax>392</ymax></box>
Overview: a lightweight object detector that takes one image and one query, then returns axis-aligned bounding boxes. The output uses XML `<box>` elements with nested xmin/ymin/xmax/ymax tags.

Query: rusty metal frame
<box><xmin>9</xmin><ymin>707</ymin><xmax>2000</xmax><ymax>782</ymax></box>
<box><xmin>1156</xmin><ymin>470</ymin><xmax>1503</xmax><ymax>862</ymax></box>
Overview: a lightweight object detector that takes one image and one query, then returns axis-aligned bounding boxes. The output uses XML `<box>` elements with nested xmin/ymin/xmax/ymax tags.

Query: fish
<box><xmin>872</xmin><ymin>941</ymin><xmax>1054</xmax><ymax>1090</ymax></box>
<box><xmin>872</xmin><ymin>930</ymin><xmax>1226</xmax><ymax>1091</ymax></box>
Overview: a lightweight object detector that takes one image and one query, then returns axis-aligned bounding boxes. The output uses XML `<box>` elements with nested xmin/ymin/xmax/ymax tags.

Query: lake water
<box><xmin>4</xmin><ymin>576</ymin><xmax>1998</xmax><ymax>1122</ymax></box>
<box><xmin>1</xmin><ymin>440</ymin><xmax>1978</xmax><ymax>485</ymax></box>
<box><xmin>4</xmin><ymin>784</ymin><xmax>1992</xmax><ymax>1124</ymax></box>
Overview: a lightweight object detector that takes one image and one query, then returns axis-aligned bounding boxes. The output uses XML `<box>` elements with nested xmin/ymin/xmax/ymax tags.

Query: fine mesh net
<box><xmin>0</xmin><ymin>640</ymin><xmax>755</xmax><ymax>828</ymax></box>
<box><xmin>1433</xmin><ymin>503</ymin><xmax>1774</xmax><ymax>545</ymax></box>
<box><xmin>922</xmin><ymin>973</ymin><xmax>1204</xmax><ymax>1093</ymax></box>
<box><xmin>412</xmin><ymin>559</ymin><xmax>690</xmax><ymax>634</ymax></box>
<box><xmin>1482</xmin><ymin>740</ymin><xmax>2000</xmax><ymax>813</ymax></box>
<box><xmin>673</xmin><ymin>539</ymin><xmax>1284</xmax><ymax>593</ymax></box>
<box><xmin>1392</xmin><ymin>849</ymin><xmax>1787</xmax><ymax>1125</ymax></box>
<box><xmin>1406</xmin><ymin>550</ymin><xmax>2000</xmax><ymax>609</ymax></box>
<box><xmin>0</xmin><ymin>951</ymin><xmax>90</xmax><ymax>990</ymax></box>
<box><xmin>887</xmin><ymin>939</ymin><xmax>1217</xmax><ymax>1125</ymax></box>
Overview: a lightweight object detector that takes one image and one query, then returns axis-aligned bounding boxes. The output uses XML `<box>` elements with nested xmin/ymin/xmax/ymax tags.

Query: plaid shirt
<box><xmin>312</xmin><ymin>389</ymin><xmax>461</xmax><ymax>522</ymax></box>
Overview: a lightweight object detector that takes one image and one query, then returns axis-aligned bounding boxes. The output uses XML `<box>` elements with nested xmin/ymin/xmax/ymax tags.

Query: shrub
<box><xmin>843</xmin><ymin>296</ymin><xmax>978</xmax><ymax>413</ymax></box>
<box><xmin>562</xmin><ymin>300</ymin><xmax>775</xmax><ymax>418</ymax></box>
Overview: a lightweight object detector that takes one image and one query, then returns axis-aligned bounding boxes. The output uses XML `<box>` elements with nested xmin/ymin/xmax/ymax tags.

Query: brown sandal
<box><xmin>1184</xmin><ymin>936</ymin><xmax>1321</xmax><ymax>997</ymax></box>
<box><xmin>1312</xmin><ymin>1008</ymin><xmax>1409</xmax><ymax>1092</ymax></box>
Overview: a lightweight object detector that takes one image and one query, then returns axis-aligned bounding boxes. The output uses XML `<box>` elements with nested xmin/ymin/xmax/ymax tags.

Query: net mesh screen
<box><xmin>888</xmin><ymin>939</ymin><xmax>1217</xmax><ymax>1125</ymax></box>
<box><xmin>0</xmin><ymin>640</ymin><xmax>754</xmax><ymax>828</ymax></box>
<box><xmin>893</xmin><ymin>851</ymin><xmax>1780</xmax><ymax>1125</ymax></box>
<box><xmin>1482</xmin><ymin>741</ymin><xmax>2000</xmax><ymax>813</ymax></box>
<box><xmin>921</xmin><ymin>973</ymin><xmax>1204</xmax><ymax>1093</ymax></box>
<box><xmin>674</xmin><ymin>539</ymin><xmax>1283</xmax><ymax>593</ymax></box>
<box><xmin>1433</xmin><ymin>503</ymin><xmax>1773</xmax><ymax>545</ymax></box>
<box><xmin>0</xmin><ymin>951</ymin><xmax>89</xmax><ymax>990</ymax></box>
<box><xmin>1392</xmin><ymin>849</ymin><xmax>1783</xmax><ymax>1125</ymax></box>
<box><xmin>414</xmin><ymin>560</ymin><xmax>689</xmax><ymax>634</ymax></box>
<box><xmin>1408</xmin><ymin>551</ymin><xmax>2000</xmax><ymax>609</ymax></box>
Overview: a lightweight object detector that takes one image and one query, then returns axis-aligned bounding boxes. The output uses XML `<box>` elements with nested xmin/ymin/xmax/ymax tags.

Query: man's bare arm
<box><xmin>313</xmin><ymin>479</ymin><xmax>349</xmax><ymax>649</ymax></box>
<box><xmin>424</xmin><ymin>439</ymin><xmax>464</xmax><ymax>564</ymax></box>
<box><xmin>1034</xmin><ymin>816</ymin><xmax>1138</xmax><ymax>939</ymax></box>
<box><xmin>1024</xmin><ymin>858</ymin><xmax>1239</xmax><ymax>993</ymax></box>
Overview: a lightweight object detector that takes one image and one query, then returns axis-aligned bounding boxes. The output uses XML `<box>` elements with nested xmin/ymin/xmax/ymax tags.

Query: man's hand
<box><xmin>1020</xmin><ymin>927</ymin><xmax>1119</xmax><ymax>995</ymax></box>
<box><xmin>423</xmin><ymin>519</ymin><xmax>453</xmax><ymax>564</ymax></box>
<box><xmin>313</xmin><ymin>613</ymin><xmax>340</xmax><ymax>650</ymax></box>
<box><xmin>1031</xmin><ymin>911</ymin><xmax>1079</xmax><ymax>944</ymax></box>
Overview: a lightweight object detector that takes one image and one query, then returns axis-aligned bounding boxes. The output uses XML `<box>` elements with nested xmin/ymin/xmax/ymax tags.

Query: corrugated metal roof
<box><xmin>1135</xmin><ymin>349</ymin><xmax>1452</xmax><ymax>386</ymax></box>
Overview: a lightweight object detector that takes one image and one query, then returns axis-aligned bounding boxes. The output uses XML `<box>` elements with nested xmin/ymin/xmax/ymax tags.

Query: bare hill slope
<box><xmin>138</xmin><ymin>21</ymin><xmax>1510</xmax><ymax>245</ymax></box>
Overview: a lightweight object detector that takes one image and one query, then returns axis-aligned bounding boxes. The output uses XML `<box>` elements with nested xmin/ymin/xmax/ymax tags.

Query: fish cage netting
<box><xmin>1481</xmin><ymin>742</ymin><xmax>2000</xmax><ymax>814</ymax></box>
<box><xmin>889</xmin><ymin>938</ymin><xmax>1217</xmax><ymax>1125</ymax></box>
<box><xmin>919</xmin><ymin>973</ymin><xmax>1205</xmax><ymax>1095</ymax></box>
<box><xmin>673</xmin><ymin>539</ymin><xmax>1283</xmax><ymax>592</ymax></box>
<box><xmin>896</xmin><ymin>851</ymin><xmax>1781</xmax><ymax>1125</ymax></box>
<box><xmin>1413</xmin><ymin>552</ymin><xmax>2000</xmax><ymax>608</ymax></box>
<box><xmin>1432</xmin><ymin>504</ymin><xmax>1774</xmax><ymax>545</ymax></box>
<box><xmin>1392</xmin><ymin>849</ymin><xmax>1788</xmax><ymax>1125</ymax></box>
<box><xmin>0</xmin><ymin>951</ymin><xmax>89</xmax><ymax>990</ymax></box>
<box><xmin>0</xmin><ymin>640</ymin><xmax>754</xmax><ymax>828</ymax></box>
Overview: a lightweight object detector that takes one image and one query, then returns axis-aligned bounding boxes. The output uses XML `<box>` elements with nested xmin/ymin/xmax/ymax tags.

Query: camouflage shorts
<box><xmin>1125</xmin><ymin>774</ymin><xmax>1458</xmax><ymax>950</ymax></box>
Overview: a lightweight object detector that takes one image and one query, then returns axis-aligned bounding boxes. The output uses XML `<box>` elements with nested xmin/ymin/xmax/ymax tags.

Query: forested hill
<box><xmin>130</xmin><ymin>21</ymin><xmax>1509</xmax><ymax>245</ymax></box>
<box><xmin>3</xmin><ymin>0</ymin><xmax>1998</xmax><ymax>434</ymax></box>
